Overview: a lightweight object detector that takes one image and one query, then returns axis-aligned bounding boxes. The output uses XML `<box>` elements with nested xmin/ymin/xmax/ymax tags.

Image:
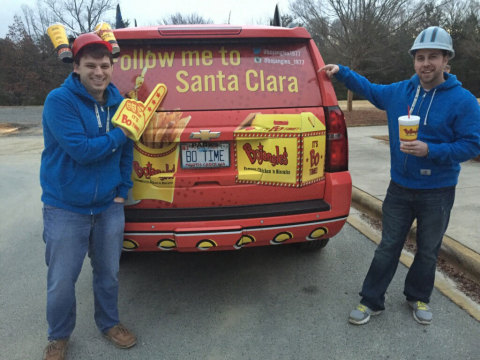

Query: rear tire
<box><xmin>296</xmin><ymin>238</ymin><xmax>329</xmax><ymax>251</ymax></box>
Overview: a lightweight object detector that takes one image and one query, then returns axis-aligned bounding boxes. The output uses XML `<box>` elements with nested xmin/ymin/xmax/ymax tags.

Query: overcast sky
<box><xmin>1</xmin><ymin>0</ymin><xmax>291</xmax><ymax>37</ymax></box>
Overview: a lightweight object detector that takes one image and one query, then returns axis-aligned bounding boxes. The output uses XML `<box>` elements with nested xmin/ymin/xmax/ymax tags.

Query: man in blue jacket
<box><xmin>41</xmin><ymin>33</ymin><xmax>135</xmax><ymax>360</ymax></box>
<box><xmin>322</xmin><ymin>26</ymin><xmax>480</xmax><ymax>326</ymax></box>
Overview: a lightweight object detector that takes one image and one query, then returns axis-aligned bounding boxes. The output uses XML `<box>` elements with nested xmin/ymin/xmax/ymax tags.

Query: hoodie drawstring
<box><xmin>410</xmin><ymin>84</ymin><xmax>437</xmax><ymax>126</ymax></box>
<box><xmin>94</xmin><ymin>104</ymin><xmax>110</xmax><ymax>133</ymax></box>
<box><xmin>423</xmin><ymin>89</ymin><xmax>436</xmax><ymax>125</ymax></box>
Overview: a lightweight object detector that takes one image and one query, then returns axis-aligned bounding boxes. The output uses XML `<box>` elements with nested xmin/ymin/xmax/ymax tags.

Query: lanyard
<box><xmin>95</xmin><ymin>104</ymin><xmax>110</xmax><ymax>133</ymax></box>
<box><xmin>409</xmin><ymin>85</ymin><xmax>421</xmax><ymax>116</ymax></box>
<box><xmin>409</xmin><ymin>84</ymin><xmax>436</xmax><ymax>125</ymax></box>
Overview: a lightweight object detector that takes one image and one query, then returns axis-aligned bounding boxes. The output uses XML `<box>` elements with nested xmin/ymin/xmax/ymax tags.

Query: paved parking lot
<box><xmin>0</xmin><ymin>125</ymin><xmax>478</xmax><ymax>359</ymax></box>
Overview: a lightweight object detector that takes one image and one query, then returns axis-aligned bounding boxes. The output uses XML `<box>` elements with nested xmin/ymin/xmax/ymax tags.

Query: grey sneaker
<box><xmin>408</xmin><ymin>301</ymin><xmax>432</xmax><ymax>325</ymax></box>
<box><xmin>349</xmin><ymin>304</ymin><xmax>383</xmax><ymax>325</ymax></box>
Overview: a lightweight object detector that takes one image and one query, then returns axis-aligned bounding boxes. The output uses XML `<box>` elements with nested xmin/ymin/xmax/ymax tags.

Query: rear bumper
<box><xmin>123</xmin><ymin>172</ymin><xmax>351</xmax><ymax>252</ymax></box>
<box><xmin>124</xmin><ymin>216</ymin><xmax>348</xmax><ymax>252</ymax></box>
<box><xmin>125</xmin><ymin>199</ymin><xmax>330</xmax><ymax>222</ymax></box>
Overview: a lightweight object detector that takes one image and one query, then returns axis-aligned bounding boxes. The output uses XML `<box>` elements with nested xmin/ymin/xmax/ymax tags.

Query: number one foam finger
<box><xmin>112</xmin><ymin>84</ymin><xmax>167</xmax><ymax>142</ymax></box>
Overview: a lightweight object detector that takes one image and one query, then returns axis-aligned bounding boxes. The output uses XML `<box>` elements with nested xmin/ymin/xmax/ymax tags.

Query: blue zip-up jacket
<box><xmin>335</xmin><ymin>65</ymin><xmax>480</xmax><ymax>189</ymax></box>
<box><xmin>40</xmin><ymin>72</ymin><xmax>133</xmax><ymax>214</ymax></box>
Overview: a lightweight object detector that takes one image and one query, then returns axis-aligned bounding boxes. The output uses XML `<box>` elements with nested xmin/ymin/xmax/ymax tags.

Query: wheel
<box><xmin>296</xmin><ymin>238</ymin><xmax>329</xmax><ymax>251</ymax></box>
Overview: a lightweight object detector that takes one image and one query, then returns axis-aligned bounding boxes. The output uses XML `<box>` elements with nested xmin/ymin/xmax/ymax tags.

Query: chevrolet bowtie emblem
<box><xmin>190</xmin><ymin>130</ymin><xmax>221</xmax><ymax>141</ymax></box>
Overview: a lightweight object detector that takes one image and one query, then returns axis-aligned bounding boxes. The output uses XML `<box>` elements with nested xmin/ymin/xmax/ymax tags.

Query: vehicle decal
<box><xmin>270</xmin><ymin>231</ymin><xmax>293</xmax><ymax>245</ymax></box>
<box><xmin>123</xmin><ymin>238</ymin><xmax>139</xmax><ymax>250</ymax></box>
<box><xmin>235</xmin><ymin>112</ymin><xmax>325</xmax><ymax>187</ymax></box>
<box><xmin>196</xmin><ymin>239</ymin><xmax>217</xmax><ymax>250</ymax></box>
<box><xmin>234</xmin><ymin>234</ymin><xmax>256</xmax><ymax>249</ymax></box>
<box><xmin>157</xmin><ymin>238</ymin><xmax>177</xmax><ymax>250</ymax></box>
<box><xmin>307</xmin><ymin>227</ymin><xmax>329</xmax><ymax>240</ymax></box>
<box><xmin>113</xmin><ymin>43</ymin><xmax>321</xmax><ymax>111</ymax></box>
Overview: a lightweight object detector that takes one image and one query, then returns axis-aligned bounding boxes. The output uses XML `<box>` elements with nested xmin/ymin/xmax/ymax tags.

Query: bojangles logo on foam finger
<box><xmin>112</xmin><ymin>83</ymin><xmax>167</xmax><ymax>141</ymax></box>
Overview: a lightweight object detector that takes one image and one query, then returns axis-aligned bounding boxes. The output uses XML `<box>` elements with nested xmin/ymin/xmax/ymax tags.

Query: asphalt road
<box><xmin>0</xmin><ymin>109</ymin><xmax>479</xmax><ymax>359</ymax></box>
<box><xmin>0</xmin><ymin>106</ymin><xmax>43</xmax><ymax>125</ymax></box>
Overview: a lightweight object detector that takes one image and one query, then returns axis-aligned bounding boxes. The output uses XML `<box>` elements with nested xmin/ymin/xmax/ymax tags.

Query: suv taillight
<box><xmin>325</xmin><ymin>106</ymin><xmax>348</xmax><ymax>172</ymax></box>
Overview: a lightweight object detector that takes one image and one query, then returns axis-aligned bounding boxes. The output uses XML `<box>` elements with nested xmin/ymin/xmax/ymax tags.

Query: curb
<box><xmin>350</xmin><ymin>186</ymin><xmax>480</xmax><ymax>282</ymax></box>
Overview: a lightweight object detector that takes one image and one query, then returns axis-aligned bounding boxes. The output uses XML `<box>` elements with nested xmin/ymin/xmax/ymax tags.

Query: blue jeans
<box><xmin>360</xmin><ymin>181</ymin><xmax>455</xmax><ymax>311</ymax></box>
<box><xmin>43</xmin><ymin>202</ymin><xmax>125</xmax><ymax>340</ymax></box>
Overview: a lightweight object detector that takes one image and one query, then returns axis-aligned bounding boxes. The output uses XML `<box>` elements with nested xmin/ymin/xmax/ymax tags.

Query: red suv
<box><xmin>112</xmin><ymin>25</ymin><xmax>351</xmax><ymax>252</ymax></box>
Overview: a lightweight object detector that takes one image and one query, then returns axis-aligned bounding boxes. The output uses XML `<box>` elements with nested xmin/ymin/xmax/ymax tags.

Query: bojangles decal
<box><xmin>133</xmin><ymin>161</ymin><xmax>176</xmax><ymax>179</ymax></box>
<box><xmin>403</xmin><ymin>128</ymin><xmax>418</xmax><ymax>136</ymax></box>
<box><xmin>235</xmin><ymin>112</ymin><xmax>326</xmax><ymax>187</ymax></box>
<box><xmin>242</xmin><ymin>143</ymin><xmax>288</xmax><ymax>166</ymax></box>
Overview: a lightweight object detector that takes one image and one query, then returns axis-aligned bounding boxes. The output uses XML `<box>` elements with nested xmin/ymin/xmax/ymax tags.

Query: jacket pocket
<box><xmin>56</xmin><ymin>162</ymin><xmax>95</xmax><ymax>207</ymax></box>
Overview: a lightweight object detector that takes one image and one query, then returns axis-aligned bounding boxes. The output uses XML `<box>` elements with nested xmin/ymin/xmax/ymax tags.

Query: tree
<box><xmin>21</xmin><ymin>3</ymin><xmax>54</xmax><ymax>40</ymax></box>
<box><xmin>162</xmin><ymin>13</ymin><xmax>213</xmax><ymax>25</ymax></box>
<box><xmin>21</xmin><ymin>0</ymin><xmax>116</xmax><ymax>40</ymax></box>
<box><xmin>290</xmin><ymin>0</ymin><xmax>417</xmax><ymax>105</ymax></box>
<box><xmin>0</xmin><ymin>15</ymin><xmax>70</xmax><ymax>105</ymax></box>
<box><xmin>291</xmin><ymin>0</ymin><xmax>416</xmax><ymax>69</ymax></box>
<box><xmin>0</xmin><ymin>37</ymin><xmax>17</xmax><ymax>104</ymax></box>
<box><xmin>2</xmin><ymin>17</ymin><xmax>43</xmax><ymax>104</ymax></box>
<box><xmin>270</xmin><ymin>4</ymin><xmax>281</xmax><ymax>26</ymax></box>
<box><xmin>44</xmin><ymin>0</ymin><xmax>115</xmax><ymax>33</ymax></box>
<box><xmin>1</xmin><ymin>1</ymin><xmax>479</xmax><ymax>105</ymax></box>
<box><xmin>115</xmin><ymin>4</ymin><xmax>130</xmax><ymax>29</ymax></box>
<box><xmin>441</xmin><ymin>0</ymin><xmax>480</xmax><ymax>95</ymax></box>
<box><xmin>115</xmin><ymin>4</ymin><xmax>126</xmax><ymax>29</ymax></box>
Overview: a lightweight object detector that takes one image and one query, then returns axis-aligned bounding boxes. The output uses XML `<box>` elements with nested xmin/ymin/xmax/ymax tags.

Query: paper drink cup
<box><xmin>398</xmin><ymin>115</ymin><xmax>420</xmax><ymax>141</ymax></box>
<box><xmin>47</xmin><ymin>24</ymin><xmax>73</xmax><ymax>62</ymax></box>
<box><xmin>94</xmin><ymin>22</ymin><xmax>120</xmax><ymax>57</ymax></box>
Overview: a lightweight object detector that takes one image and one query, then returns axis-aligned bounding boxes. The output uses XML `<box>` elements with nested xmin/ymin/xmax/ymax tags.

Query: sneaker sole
<box><xmin>412</xmin><ymin>311</ymin><xmax>431</xmax><ymax>325</ymax></box>
<box><xmin>348</xmin><ymin>310</ymin><xmax>382</xmax><ymax>325</ymax></box>
<box><xmin>408</xmin><ymin>302</ymin><xmax>431</xmax><ymax>325</ymax></box>
<box><xmin>348</xmin><ymin>316</ymin><xmax>370</xmax><ymax>325</ymax></box>
<box><xmin>103</xmin><ymin>334</ymin><xmax>137</xmax><ymax>349</ymax></box>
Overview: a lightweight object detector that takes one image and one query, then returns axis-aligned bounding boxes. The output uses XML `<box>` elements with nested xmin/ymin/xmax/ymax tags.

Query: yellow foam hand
<box><xmin>112</xmin><ymin>84</ymin><xmax>167</xmax><ymax>141</ymax></box>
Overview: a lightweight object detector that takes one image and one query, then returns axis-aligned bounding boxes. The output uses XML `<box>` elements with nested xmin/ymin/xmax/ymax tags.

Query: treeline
<box><xmin>0</xmin><ymin>16</ymin><xmax>72</xmax><ymax>105</ymax></box>
<box><xmin>0</xmin><ymin>0</ymin><xmax>479</xmax><ymax>105</ymax></box>
<box><xmin>291</xmin><ymin>0</ymin><xmax>480</xmax><ymax>99</ymax></box>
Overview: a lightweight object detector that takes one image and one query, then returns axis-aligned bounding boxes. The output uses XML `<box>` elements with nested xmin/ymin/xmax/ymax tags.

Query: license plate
<box><xmin>181</xmin><ymin>142</ymin><xmax>230</xmax><ymax>169</ymax></box>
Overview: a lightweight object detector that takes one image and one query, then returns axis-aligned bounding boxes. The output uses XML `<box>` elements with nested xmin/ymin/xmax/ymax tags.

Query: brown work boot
<box><xmin>104</xmin><ymin>323</ymin><xmax>137</xmax><ymax>349</ymax></box>
<box><xmin>43</xmin><ymin>339</ymin><xmax>68</xmax><ymax>360</ymax></box>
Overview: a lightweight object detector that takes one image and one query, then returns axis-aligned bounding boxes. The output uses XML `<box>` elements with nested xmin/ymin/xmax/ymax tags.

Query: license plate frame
<box><xmin>181</xmin><ymin>142</ymin><xmax>230</xmax><ymax>169</ymax></box>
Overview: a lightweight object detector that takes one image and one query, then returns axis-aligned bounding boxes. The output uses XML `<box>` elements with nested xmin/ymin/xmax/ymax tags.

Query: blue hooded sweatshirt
<box><xmin>41</xmin><ymin>72</ymin><xmax>133</xmax><ymax>214</ymax></box>
<box><xmin>335</xmin><ymin>65</ymin><xmax>480</xmax><ymax>189</ymax></box>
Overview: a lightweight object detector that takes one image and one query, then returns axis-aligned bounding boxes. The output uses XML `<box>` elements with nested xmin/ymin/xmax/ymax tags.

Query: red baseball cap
<box><xmin>72</xmin><ymin>33</ymin><xmax>113</xmax><ymax>57</ymax></box>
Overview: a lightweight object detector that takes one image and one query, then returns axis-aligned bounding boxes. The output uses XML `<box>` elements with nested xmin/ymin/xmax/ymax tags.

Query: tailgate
<box><xmin>127</xmin><ymin>108</ymin><xmax>327</xmax><ymax>209</ymax></box>
<box><xmin>112</xmin><ymin>37</ymin><xmax>328</xmax><ymax>210</ymax></box>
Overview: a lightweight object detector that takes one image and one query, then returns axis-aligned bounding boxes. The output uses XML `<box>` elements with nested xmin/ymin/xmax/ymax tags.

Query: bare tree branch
<box><xmin>35</xmin><ymin>0</ymin><xmax>115</xmax><ymax>34</ymax></box>
<box><xmin>161</xmin><ymin>13</ymin><xmax>214</xmax><ymax>25</ymax></box>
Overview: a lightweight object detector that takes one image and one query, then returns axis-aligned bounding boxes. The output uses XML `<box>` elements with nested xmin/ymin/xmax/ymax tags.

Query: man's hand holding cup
<box><xmin>398</xmin><ymin>115</ymin><xmax>429</xmax><ymax>157</ymax></box>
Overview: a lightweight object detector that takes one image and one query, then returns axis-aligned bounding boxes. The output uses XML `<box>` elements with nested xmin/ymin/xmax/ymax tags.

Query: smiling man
<box><xmin>414</xmin><ymin>48</ymin><xmax>448</xmax><ymax>90</ymax></box>
<box><xmin>73</xmin><ymin>45</ymin><xmax>114</xmax><ymax>102</ymax></box>
<box><xmin>40</xmin><ymin>33</ymin><xmax>135</xmax><ymax>360</ymax></box>
<box><xmin>321</xmin><ymin>26</ymin><xmax>480</xmax><ymax>326</ymax></box>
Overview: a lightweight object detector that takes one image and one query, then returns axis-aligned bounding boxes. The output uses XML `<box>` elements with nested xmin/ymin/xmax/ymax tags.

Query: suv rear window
<box><xmin>114</xmin><ymin>40</ymin><xmax>322</xmax><ymax>111</ymax></box>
